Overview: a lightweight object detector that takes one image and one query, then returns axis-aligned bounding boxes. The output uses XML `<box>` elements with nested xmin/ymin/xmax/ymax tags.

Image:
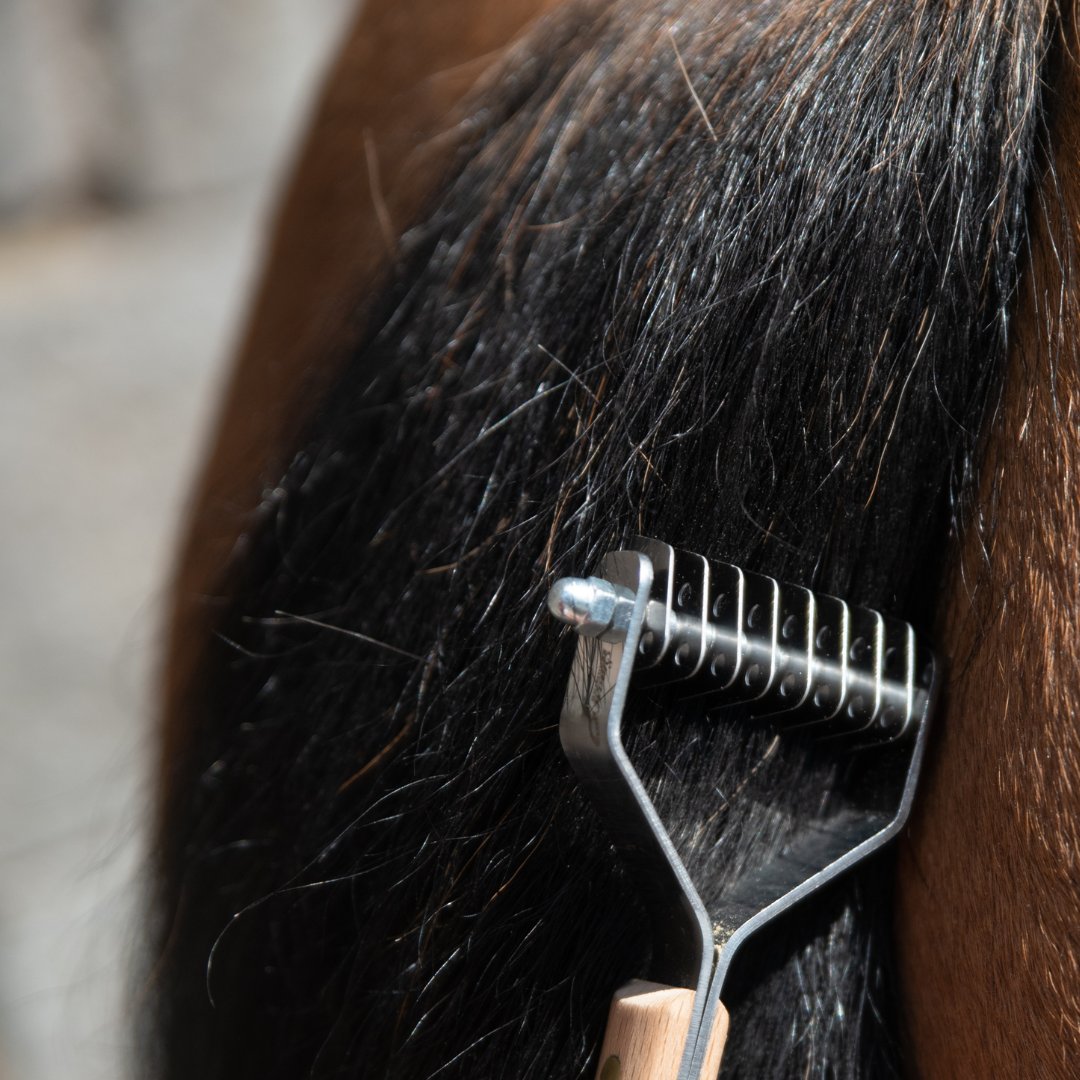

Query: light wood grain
<box><xmin>596</xmin><ymin>980</ymin><xmax>729</xmax><ymax>1080</ymax></box>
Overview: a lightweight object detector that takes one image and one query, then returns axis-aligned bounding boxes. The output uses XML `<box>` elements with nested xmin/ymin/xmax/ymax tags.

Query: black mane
<box><xmin>149</xmin><ymin>1</ymin><xmax>1055</xmax><ymax>1076</ymax></box>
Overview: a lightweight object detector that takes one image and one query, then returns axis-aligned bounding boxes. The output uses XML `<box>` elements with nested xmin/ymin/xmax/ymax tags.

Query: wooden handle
<box><xmin>595</xmin><ymin>980</ymin><xmax>729</xmax><ymax>1080</ymax></box>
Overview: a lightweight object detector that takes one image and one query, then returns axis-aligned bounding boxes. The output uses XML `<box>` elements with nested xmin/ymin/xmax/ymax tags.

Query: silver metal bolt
<box><xmin>547</xmin><ymin>576</ymin><xmax>635</xmax><ymax>641</ymax></box>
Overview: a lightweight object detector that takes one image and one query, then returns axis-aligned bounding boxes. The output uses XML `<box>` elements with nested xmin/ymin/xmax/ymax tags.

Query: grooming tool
<box><xmin>548</xmin><ymin>539</ymin><xmax>936</xmax><ymax>1080</ymax></box>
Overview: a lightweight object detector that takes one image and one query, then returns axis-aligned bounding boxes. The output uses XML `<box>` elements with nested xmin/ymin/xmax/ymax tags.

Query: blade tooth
<box><xmin>752</xmin><ymin>581</ymin><xmax>814</xmax><ymax>720</ymax></box>
<box><xmin>647</xmin><ymin>551</ymin><xmax>709</xmax><ymax>682</ymax></box>
<box><xmin>700</xmin><ymin>559</ymin><xmax>744</xmax><ymax>689</ymax></box>
<box><xmin>634</xmin><ymin>538</ymin><xmax>675</xmax><ymax>669</ymax></box>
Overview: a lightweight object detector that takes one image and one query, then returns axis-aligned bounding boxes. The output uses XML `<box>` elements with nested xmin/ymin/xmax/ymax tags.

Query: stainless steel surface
<box><xmin>547</xmin><ymin>576</ymin><xmax>636</xmax><ymax>639</ymax></box>
<box><xmin>551</xmin><ymin>539</ymin><xmax>937</xmax><ymax>1080</ymax></box>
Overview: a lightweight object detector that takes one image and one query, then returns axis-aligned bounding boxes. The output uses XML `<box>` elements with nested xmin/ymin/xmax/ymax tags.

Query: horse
<box><xmin>151</xmin><ymin>1</ymin><xmax>1080</xmax><ymax>1076</ymax></box>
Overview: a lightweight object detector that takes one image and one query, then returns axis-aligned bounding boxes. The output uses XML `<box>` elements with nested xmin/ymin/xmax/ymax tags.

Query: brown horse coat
<box><xmin>163</xmin><ymin>2</ymin><xmax>1080</xmax><ymax>1075</ymax></box>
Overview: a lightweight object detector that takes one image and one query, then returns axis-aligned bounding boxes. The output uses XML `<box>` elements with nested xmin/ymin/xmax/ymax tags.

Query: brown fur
<box><xmin>163</xmin><ymin>0</ymin><xmax>1080</xmax><ymax>1073</ymax></box>
<box><xmin>895</xmin><ymin>14</ymin><xmax>1080</xmax><ymax>1076</ymax></box>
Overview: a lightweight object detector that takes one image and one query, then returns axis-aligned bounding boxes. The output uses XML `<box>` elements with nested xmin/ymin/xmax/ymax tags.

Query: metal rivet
<box><xmin>815</xmin><ymin>625</ymin><xmax>833</xmax><ymax>651</ymax></box>
<box><xmin>782</xmin><ymin>614</ymin><xmax>799</xmax><ymax>640</ymax></box>
<box><xmin>676</xmin><ymin>582</ymin><xmax>694</xmax><ymax>609</ymax></box>
<box><xmin>711</xmin><ymin>592</ymin><xmax>728</xmax><ymax>619</ymax></box>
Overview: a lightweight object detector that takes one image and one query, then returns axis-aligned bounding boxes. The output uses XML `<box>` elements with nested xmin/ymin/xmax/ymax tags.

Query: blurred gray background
<box><xmin>0</xmin><ymin>2</ymin><xmax>356</xmax><ymax>1076</ymax></box>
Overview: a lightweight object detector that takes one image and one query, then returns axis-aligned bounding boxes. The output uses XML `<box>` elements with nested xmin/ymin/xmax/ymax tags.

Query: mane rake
<box><xmin>548</xmin><ymin>538</ymin><xmax>937</xmax><ymax>1080</ymax></box>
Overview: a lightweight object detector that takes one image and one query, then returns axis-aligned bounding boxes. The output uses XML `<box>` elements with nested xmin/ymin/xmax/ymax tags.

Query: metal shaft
<box><xmin>549</xmin><ymin>550</ymin><xmax>931</xmax><ymax>745</ymax></box>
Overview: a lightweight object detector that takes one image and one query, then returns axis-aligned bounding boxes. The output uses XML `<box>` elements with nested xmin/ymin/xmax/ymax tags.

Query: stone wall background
<box><xmin>1</xmin><ymin>0</ymin><xmax>355</xmax><ymax>215</ymax></box>
<box><xmin>0</xmin><ymin>3</ymin><xmax>356</xmax><ymax>1077</ymax></box>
